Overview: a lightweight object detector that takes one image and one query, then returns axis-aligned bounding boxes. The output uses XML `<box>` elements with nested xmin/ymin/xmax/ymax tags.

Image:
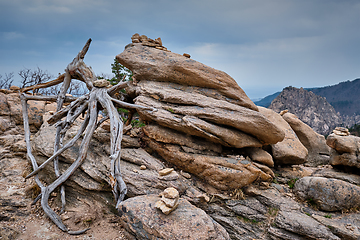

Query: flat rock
<box><xmin>118</xmin><ymin>195</ymin><xmax>230</xmax><ymax>240</ymax></box>
<box><xmin>312</xmin><ymin>213</ymin><xmax>360</xmax><ymax>240</ymax></box>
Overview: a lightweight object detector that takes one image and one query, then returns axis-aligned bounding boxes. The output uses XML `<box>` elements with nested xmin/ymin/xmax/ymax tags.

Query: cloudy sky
<box><xmin>1</xmin><ymin>0</ymin><xmax>359</xmax><ymax>99</ymax></box>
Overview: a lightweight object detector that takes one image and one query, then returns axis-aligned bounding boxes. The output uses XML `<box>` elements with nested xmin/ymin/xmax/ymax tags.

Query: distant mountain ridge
<box><xmin>308</xmin><ymin>78</ymin><xmax>360</xmax><ymax>116</ymax></box>
<box><xmin>255</xmin><ymin>78</ymin><xmax>360</xmax><ymax>117</ymax></box>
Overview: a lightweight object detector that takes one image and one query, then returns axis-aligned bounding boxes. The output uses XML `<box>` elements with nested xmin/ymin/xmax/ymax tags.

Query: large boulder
<box><xmin>282</xmin><ymin>112</ymin><xmax>330</xmax><ymax>166</ymax></box>
<box><xmin>118</xmin><ymin>194</ymin><xmax>230</xmax><ymax>240</ymax></box>
<box><xmin>326</xmin><ymin>133</ymin><xmax>360</xmax><ymax>169</ymax></box>
<box><xmin>294</xmin><ymin>176</ymin><xmax>360</xmax><ymax>211</ymax></box>
<box><xmin>258</xmin><ymin>107</ymin><xmax>308</xmax><ymax>165</ymax></box>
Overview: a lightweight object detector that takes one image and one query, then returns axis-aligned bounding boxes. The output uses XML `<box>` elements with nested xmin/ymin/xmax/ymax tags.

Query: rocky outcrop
<box><xmin>115</xmin><ymin>40</ymin><xmax>287</xmax><ymax>191</ymax></box>
<box><xmin>269</xmin><ymin>86</ymin><xmax>342</xmax><ymax>135</ymax></box>
<box><xmin>282</xmin><ymin>112</ymin><xmax>331</xmax><ymax>166</ymax></box>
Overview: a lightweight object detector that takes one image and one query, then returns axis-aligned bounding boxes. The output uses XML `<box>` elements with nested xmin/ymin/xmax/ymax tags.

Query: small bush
<box><xmin>287</xmin><ymin>178</ymin><xmax>298</xmax><ymax>189</ymax></box>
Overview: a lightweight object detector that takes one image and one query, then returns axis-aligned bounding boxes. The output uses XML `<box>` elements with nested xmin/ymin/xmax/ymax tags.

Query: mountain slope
<box><xmin>254</xmin><ymin>91</ymin><xmax>280</xmax><ymax>107</ymax></box>
<box><xmin>269</xmin><ymin>86</ymin><xmax>342</xmax><ymax>135</ymax></box>
<box><xmin>308</xmin><ymin>78</ymin><xmax>360</xmax><ymax>116</ymax></box>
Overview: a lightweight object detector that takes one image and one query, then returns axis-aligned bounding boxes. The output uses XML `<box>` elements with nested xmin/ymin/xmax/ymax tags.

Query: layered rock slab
<box><xmin>133</xmin><ymin>82</ymin><xmax>284</xmax><ymax>145</ymax></box>
<box><xmin>143</xmin><ymin>124</ymin><xmax>274</xmax><ymax>190</ymax></box>
<box><xmin>116</xmin><ymin>43</ymin><xmax>257</xmax><ymax>111</ymax></box>
<box><xmin>118</xmin><ymin>194</ymin><xmax>230</xmax><ymax>240</ymax></box>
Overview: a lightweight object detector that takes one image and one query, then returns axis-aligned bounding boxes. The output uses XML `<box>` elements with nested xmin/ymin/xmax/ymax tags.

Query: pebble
<box><xmin>159</xmin><ymin>168</ymin><xmax>174</xmax><ymax>176</ymax></box>
<box><xmin>180</xmin><ymin>170</ymin><xmax>191</xmax><ymax>179</ymax></box>
<box><xmin>140</xmin><ymin>165</ymin><xmax>146</xmax><ymax>170</ymax></box>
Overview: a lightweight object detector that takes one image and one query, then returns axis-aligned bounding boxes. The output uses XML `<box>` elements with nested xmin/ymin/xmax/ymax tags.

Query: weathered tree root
<box><xmin>21</xmin><ymin>38</ymin><xmax>155</xmax><ymax>234</ymax></box>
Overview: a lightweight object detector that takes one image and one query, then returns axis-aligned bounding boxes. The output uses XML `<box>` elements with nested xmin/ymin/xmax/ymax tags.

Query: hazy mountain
<box><xmin>269</xmin><ymin>86</ymin><xmax>342</xmax><ymax>135</ymax></box>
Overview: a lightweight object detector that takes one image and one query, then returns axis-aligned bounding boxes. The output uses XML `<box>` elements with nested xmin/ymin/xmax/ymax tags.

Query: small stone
<box><xmin>161</xmin><ymin>187</ymin><xmax>179</xmax><ymax>199</ymax></box>
<box><xmin>65</xmin><ymin>93</ymin><xmax>73</xmax><ymax>97</ymax></box>
<box><xmin>49</xmin><ymin>111</ymin><xmax>54</xmax><ymax>115</ymax></box>
<box><xmin>180</xmin><ymin>170</ymin><xmax>191</xmax><ymax>179</ymax></box>
<box><xmin>333</xmin><ymin>127</ymin><xmax>350</xmax><ymax>136</ymax></box>
<box><xmin>140</xmin><ymin>35</ymin><xmax>148</xmax><ymax>42</ymax></box>
<box><xmin>133</xmin><ymin>169</ymin><xmax>139</xmax><ymax>173</ymax></box>
<box><xmin>9</xmin><ymin>85</ymin><xmax>20</xmax><ymax>91</ymax></box>
<box><xmin>183</xmin><ymin>53</ymin><xmax>191</xmax><ymax>58</ymax></box>
<box><xmin>161</xmin><ymin>196</ymin><xmax>179</xmax><ymax>208</ymax></box>
<box><xmin>101</xmin><ymin>121</ymin><xmax>111</xmax><ymax>132</ymax></box>
<box><xmin>93</xmin><ymin>79</ymin><xmax>110</xmax><ymax>88</ymax></box>
<box><xmin>196</xmin><ymin>194</ymin><xmax>210</xmax><ymax>202</ymax></box>
<box><xmin>155</xmin><ymin>37</ymin><xmax>162</xmax><ymax>46</ymax></box>
<box><xmin>279</xmin><ymin>109</ymin><xmax>288</xmax><ymax>116</ymax></box>
<box><xmin>158</xmin><ymin>171</ymin><xmax>179</xmax><ymax>181</ymax></box>
<box><xmin>158</xmin><ymin>168</ymin><xmax>174</xmax><ymax>176</ymax></box>
<box><xmin>155</xmin><ymin>200</ymin><xmax>178</xmax><ymax>215</ymax></box>
<box><xmin>131</xmin><ymin>33</ymin><xmax>140</xmax><ymax>41</ymax></box>
<box><xmin>61</xmin><ymin>214</ymin><xmax>70</xmax><ymax>221</ymax></box>
<box><xmin>140</xmin><ymin>165</ymin><xmax>146</xmax><ymax>170</ymax></box>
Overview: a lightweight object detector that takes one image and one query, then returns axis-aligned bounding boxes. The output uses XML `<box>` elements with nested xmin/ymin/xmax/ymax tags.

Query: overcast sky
<box><xmin>1</xmin><ymin>0</ymin><xmax>359</xmax><ymax>99</ymax></box>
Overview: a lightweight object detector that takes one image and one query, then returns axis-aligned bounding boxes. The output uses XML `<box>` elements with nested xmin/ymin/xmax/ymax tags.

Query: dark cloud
<box><xmin>1</xmin><ymin>0</ymin><xmax>359</xmax><ymax>99</ymax></box>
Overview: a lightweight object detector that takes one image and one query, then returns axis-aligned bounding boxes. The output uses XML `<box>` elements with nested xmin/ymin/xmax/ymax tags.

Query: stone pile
<box><xmin>327</xmin><ymin>127</ymin><xmax>360</xmax><ymax>168</ymax></box>
<box><xmin>155</xmin><ymin>187</ymin><xmax>180</xmax><ymax>215</ymax></box>
<box><xmin>130</xmin><ymin>33</ymin><xmax>169</xmax><ymax>52</ymax></box>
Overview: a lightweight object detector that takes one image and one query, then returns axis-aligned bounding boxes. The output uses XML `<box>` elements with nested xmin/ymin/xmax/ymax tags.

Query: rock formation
<box><xmin>269</xmin><ymin>86</ymin><xmax>343</xmax><ymax>135</ymax></box>
<box><xmin>115</xmin><ymin>35</ymin><xmax>287</xmax><ymax>192</ymax></box>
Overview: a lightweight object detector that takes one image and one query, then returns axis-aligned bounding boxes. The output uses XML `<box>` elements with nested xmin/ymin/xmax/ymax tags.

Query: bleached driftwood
<box><xmin>21</xmin><ymin>38</ymin><xmax>155</xmax><ymax>234</ymax></box>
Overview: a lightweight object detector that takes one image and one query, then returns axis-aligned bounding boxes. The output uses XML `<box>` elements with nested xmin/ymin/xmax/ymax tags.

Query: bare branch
<box><xmin>0</xmin><ymin>72</ymin><xmax>14</xmax><ymax>89</ymax></box>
